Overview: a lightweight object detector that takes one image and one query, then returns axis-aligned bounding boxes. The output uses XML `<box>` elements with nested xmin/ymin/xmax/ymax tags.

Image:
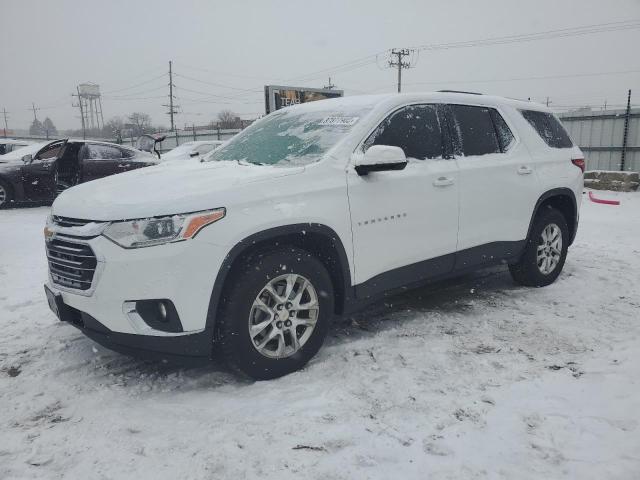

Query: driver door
<box><xmin>21</xmin><ymin>140</ymin><xmax>66</xmax><ymax>201</ymax></box>
<box><xmin>347</xmin><ymin>104</ymin><xmax>460</xmax><ymax>295</ymax></box>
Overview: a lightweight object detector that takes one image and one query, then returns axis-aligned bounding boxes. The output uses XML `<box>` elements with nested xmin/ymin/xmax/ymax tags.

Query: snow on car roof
<box><xmin>0</xmin><ymin>142</ymin><xmax>48</xmax><ymax>160</ymax></box>
<box><xmin>283</xmin><ymin>91</ymin><xmax>548</xmax><ymax>114</ymax></box>
<box><xmin>0</xmin><ymin>139</ymin><xmax>33</xmax><ymax>145</ymax></box>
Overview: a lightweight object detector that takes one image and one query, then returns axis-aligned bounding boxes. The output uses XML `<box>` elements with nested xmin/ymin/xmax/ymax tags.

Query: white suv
<box><xmin>44</xmin><ymin>92</ymin><xmax>584</xmax><ymax>379</ymax></box>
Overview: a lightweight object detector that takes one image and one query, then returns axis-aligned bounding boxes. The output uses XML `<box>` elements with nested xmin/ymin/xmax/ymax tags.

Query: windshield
<box><xmin>206</xmin><ymin>106</ymin><xmax>372</xmax><ymax>166</ymax></box>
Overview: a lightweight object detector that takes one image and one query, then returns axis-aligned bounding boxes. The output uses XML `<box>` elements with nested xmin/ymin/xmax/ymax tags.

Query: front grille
<box><xmin>52</xmin><ymin>216</ymin><xmax>94</xmax><ymax>228</ymax></box>
<box><xmin>46</xmin><ymin>236</ymin><xmax>97</xmax><ymax>291</ymax></box>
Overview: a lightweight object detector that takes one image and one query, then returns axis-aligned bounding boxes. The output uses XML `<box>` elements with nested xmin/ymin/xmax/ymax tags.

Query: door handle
<box><xmin>517</xmin><ymin>166</ymin><xmax>533</xmax><ymax>175</ymax></box>
<box><xmin>433</xmin><ymin>176</ymin><xmax>454</xmax><ymax>187</ymax></box>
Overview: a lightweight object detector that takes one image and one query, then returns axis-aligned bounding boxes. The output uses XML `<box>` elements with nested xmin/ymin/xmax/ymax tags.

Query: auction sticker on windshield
<box><xmin>318</xmin><ymin>116</ymin><xmax>359</xmax><ymax>126</ymax></box>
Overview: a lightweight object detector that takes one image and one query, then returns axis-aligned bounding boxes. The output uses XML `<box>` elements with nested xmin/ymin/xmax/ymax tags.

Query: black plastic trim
<box><xmin>454</xmin><ymin>240</ymin><xmax>525</xmax><ymax>270</ymax></box>
<box><xmin>352</xmin><ymin>240</ymin><xmax>525</xmax><ymax>302</ymax></box>
<box><xmin>355</xmin><ymin>160</ymin><xmax>407</xmax><ymax>176</ymax></box>
<box><xmin>355</xmin><ymin>253</ymin><xmax>455</xmax><ymax>299</ymax></box>
<box><xmin>527</xmin><ymin>188</ymin><xmax>578</xmax><ymax>245</ymax></box>
<box><xmin>134</xmin><ymin>299</ymin><xmax>183</xmax><ymax>333</ymax></box>
<box><xmin>70</xmin><ymin>309</ymin><xmax>212</xmax><ymax>363</ymax></box>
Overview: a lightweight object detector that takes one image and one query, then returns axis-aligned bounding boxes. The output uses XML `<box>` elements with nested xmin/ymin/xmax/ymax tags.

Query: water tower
<box><xmin>77</xmin><ymin>83</ymin><xmax>104</xmax><ymax>130</ymax></box>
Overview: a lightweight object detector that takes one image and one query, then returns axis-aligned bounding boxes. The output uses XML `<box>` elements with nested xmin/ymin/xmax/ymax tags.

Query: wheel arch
<box><xmin>205</xmin><ymin>223</ymin><xmax>353</xmax><ymax>333</ymax></box>
<box><xmin>527</xmin><ymin>188</ymin><xmax>578</xmax><ymax>245</ymax></box>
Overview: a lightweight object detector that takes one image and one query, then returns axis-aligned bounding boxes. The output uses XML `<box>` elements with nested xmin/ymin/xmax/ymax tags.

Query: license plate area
<box><xmin>44</xmin><ymin>285</ymin><xmax>70</xmax><ymax>322</ymax></box>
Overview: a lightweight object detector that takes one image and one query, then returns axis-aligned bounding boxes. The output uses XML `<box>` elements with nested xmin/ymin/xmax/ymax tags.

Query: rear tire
<box><xmin>509</xmin><ymin>207</ymin><xmax>569</xmax><ymax>287</ymax></box>
<box><xmin>0</xmin><ymin>179</ymin><xmax>13</xmax><ymax>208</ymax></box>
<box><xmin>216</xmin><ymin>246</ymin><xmax>334</xmax><ymax>380</ymax></box>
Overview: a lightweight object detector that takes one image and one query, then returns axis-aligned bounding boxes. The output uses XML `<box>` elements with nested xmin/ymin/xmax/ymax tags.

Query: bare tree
<box><xmin>217</xmin><ymin>110</ymin><xmax>241</xmax><ymax>129</ymax></box>
<box><xmin>102</xmin><ymin>116</ymin><xmax>125</xmax><ymax>138</ymax></box>
<box><xmin>127</xmin><ymin>112</ymin><xmax>152</xmax><ymax>136</ymax></box>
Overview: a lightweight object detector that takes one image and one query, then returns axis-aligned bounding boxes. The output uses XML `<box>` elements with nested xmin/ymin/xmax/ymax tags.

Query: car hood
<box><xmin>52</xmin><ymin>160</ymin><xmax>304</xmax><ymax>221</ymax></box>
<box><xmin>0</xmin><ymin>158</ymin><xmax>22</xmax><ymax>168</ymax></box>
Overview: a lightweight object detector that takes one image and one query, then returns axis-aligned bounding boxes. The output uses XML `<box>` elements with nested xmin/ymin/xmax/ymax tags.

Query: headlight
<box><xmin>103</xmin><ymin>208</ymin><xmax>225</xmax><ymax>248</ymax></box>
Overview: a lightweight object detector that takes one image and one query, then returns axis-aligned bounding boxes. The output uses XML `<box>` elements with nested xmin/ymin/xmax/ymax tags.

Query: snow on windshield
<box><xmin>207</xmin><ymin>106</ymin><xmax>372</xmax><ymax>166</ymax></box>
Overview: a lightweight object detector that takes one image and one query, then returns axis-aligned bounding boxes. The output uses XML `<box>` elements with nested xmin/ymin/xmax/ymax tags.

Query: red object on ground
<box><xmin>588</xmin><ymin>191</ymin><xmax>620</xmax><ymax>205</ymax></box>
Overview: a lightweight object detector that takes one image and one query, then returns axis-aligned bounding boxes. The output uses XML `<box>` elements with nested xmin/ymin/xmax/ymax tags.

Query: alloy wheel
<box><xmin>0</xmin><ymin>184</ymin><xmax>6</xmax><ymax>206</ymax></box>
<box><xmin>248</xmin><ymin>273</ymin><xmax>319</xmax><ymax>359</ymax></box>
<box><xmin>537</xmin><ymin>223</ymin><xmax>562</xmax><ymax>275</ymax></box>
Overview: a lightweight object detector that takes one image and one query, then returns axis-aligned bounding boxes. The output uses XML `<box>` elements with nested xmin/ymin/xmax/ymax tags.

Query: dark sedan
<box><xmin>0</xmin><ymin>139</ymin><xmax>159</xmax><ymax>208</ymax></box>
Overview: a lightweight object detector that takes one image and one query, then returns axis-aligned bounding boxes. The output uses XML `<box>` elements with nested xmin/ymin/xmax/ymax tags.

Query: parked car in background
<box><xmin>0</xmin><ymin>139</ymin><xmax>158</xmax><ymax>208</ymax></box>
<box><xmin>44</xmin><ymin>92</ymin><xmax>583</xmax><ymax>379</ymax></box>
<box><xmin>160</xmin><ymin>140</ymin><xmax>223</xmax><ymax>162</ymax></box>
<box><xmin>0</xmin><ymin>139</ymin><xmax>33</xmax><ymax>155</ymax></box>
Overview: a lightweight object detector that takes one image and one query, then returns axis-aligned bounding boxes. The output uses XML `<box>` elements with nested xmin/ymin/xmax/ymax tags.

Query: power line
<box><xmin>172</xmin><ymin>62</ymin><xmax>285</xmax><ymax>82</ymax></box>
<box><xmin>412</xmin><ymin>19</ymin><xmax>640</xmax><ymax>52</ymax></box>
<box><xmin>174</xmin><ymin>72</ymin><xmax>264</xmax><ymax>92</ymax></box>
<box><xmin>102</xmin><ymin>85</ymin><xmax>168</xmax><ymax>99</ymax></box>
<box><xmin>102</xmin><ymin>72</ymin><xmax>168</xmax><ymax>94</ymax></box>
<box><xmin>103</xmin><ymin>95</ymin><xmax>166</xmax><ymax>101</ymax></box>
<box><xmin>218</xmin><ymin>19</ymin><xmax>640</xmax><ymax>103</ymax></box>
<box><xmin>360</xmin><ymin>68</ymin><xmax>640</xmax><ymax>93</ymax></box>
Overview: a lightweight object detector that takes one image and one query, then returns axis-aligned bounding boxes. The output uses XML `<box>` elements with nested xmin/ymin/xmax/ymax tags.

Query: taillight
<box><xmin>571</xmin><ymin>158</ymin><xmax>585</xmax><ymax>172</ymax></box>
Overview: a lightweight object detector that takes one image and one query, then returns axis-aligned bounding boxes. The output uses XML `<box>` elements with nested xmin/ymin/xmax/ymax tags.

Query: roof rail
<box><xmin>437</xmin><ymin>90</ymin><xmax>483</xmax><ymax>95</ymax></box>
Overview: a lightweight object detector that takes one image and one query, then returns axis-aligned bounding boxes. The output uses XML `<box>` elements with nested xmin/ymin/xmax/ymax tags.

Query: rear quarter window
<box><xmin>521</xmin><ymin>110</ymin><xmax>573</xmax><ymax>148</ymax></box>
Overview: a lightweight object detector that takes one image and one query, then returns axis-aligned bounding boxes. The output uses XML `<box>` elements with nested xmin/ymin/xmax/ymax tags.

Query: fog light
<box><xmin>128</xmin><ymin>299</ymin><xmax>183</xmax><ymax>333</ymax></box>
<box><xmin>158</xmin><ymin>301</ymin><xmax>167</xmax><ymax>320</ymax></box>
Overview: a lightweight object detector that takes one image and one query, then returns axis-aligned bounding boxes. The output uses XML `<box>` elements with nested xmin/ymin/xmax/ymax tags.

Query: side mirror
<box><xmin>189</xmin><ymin>151</ymin><xmax>199</xmax><ymax>157</ymax></box>
<box><xmin>355</xmin><ymin>145</ymin><xmax>407</xmax><ymax>176</ymax></box>
<box><xmin>22</xmin><ymin>154</ymin><xmax>33</xmax><ymax>164</ymax></box>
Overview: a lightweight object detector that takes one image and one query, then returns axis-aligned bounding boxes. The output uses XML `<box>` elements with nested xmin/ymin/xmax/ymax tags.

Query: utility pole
<box><xmin>324</xmin><ymin>76</ymin><xmax>336</xmax><ymax>89</ymax></box>
<box><xmin>2</xmin><ymin>108</ymin><xmax>8</xmax><ymax>137</ymax></box>
<box><xmin>163</xmin><ymin>60</ymin><xmax>179</xmax><ymax>131</ymax></box>
<box><xmin>30</xmin><ymin>103</ymin><xmax>40</xmax><ymax>122</ymax></box>
<box><xmin>545</xmin><ymin>97</ymin><xmax>551</xmax><ymax>107</ymax></box>
<box><xmin>73</xmin><ymin>87</ymin><xmax>87</xmax><ymax>140</ymax></box>
<box><xmin>620</xmin><ymin>89</ymin><xmax>631</xmax><ymax>171</ymax></box>
<box><xmin>388</xmin><ymin>49</ymin><xmax>413</xmax><ymax>93</ymax></box>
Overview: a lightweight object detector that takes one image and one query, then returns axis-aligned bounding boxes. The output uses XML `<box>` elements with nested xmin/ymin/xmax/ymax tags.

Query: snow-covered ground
<box><xmin>1</xmin><ymin>192</ymin><xmax>639</xmax><ymax>479</ymax></box>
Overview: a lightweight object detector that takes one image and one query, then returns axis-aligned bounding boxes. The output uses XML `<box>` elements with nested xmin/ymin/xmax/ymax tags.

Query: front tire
<box><xmin>0</xmin><ymin>179</ymin><xmax>13</xmax><ymax>208</ymax></box>
<box><xmin>509</xmin><ymin>206</ymin><xmax>569</xmax><ymax>287</ymax></box>
<box><xmin>216</xmin><ymin>247</ymin><xmax>334</xmax><ymax>380</ymax></box>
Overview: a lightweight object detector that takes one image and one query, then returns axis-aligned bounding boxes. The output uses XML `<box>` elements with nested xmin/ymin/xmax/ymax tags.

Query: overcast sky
<box><xmin>2</xmin><ymin>0</ymin><xmax>639</xmax><ymax>131</ymax></box>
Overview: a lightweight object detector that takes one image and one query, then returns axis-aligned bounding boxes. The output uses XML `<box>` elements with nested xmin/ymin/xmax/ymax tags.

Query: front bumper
<box><xmin>47</xmin><ymin>232</ymin><xmax>229</xmax><ymax>336</ymax></box>
<box><xmin>58</xmin><ymin>300</ymin><xmax>213</xmax><ymax>362</ymax></box>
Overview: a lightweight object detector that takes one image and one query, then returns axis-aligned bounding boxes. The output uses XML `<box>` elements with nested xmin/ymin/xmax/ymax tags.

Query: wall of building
<box><xmin>559</xmin><ymin>108</ymin><xmax>639</xmax><ymax>172</ymax></box>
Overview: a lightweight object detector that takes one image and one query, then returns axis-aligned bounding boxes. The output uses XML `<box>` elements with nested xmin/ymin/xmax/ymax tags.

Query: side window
<box><xmin>364</xmin><ymin>104</ymin><xmax>443</xmax><ymax>160</ymax></box>
<box><xmin>490</xmin><ymin>110</ymin><xmax>515</xmax><ymax>152</ymax></box>
<box><xmin>520</xmin><ymin>110</ymin><xmax>573</xmax><ymax>148</ymax></box>
<box><xmin>87</xmin><ymin>144</ymin><xmax>122</xmax><ymax>159</ymax></box>
<box><xmin>35</xmin><ymin>142</ymin><xmax>64</xmax><ymax>160</ymax></box>
<box><xmin>450</xmin><ymin>105</ymin><xmax>500</xmax><ymax>156</ymax></box>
